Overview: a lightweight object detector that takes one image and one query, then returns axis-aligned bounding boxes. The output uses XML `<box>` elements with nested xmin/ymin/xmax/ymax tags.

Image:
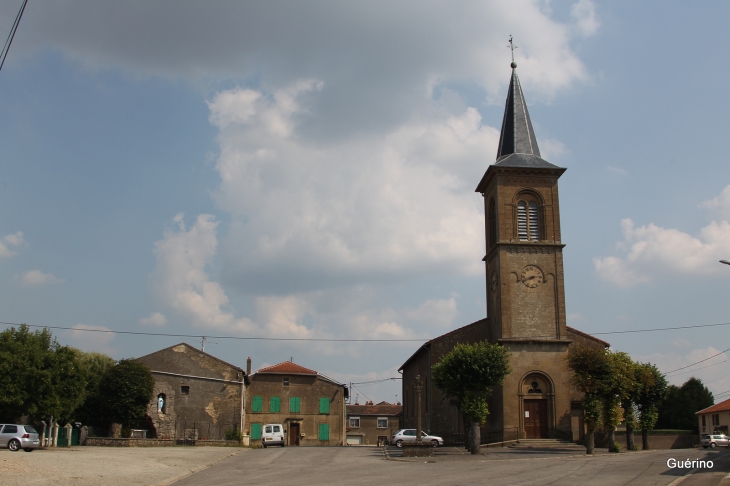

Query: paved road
<box><xmin>174</xmin><ymin>446</ymin><xmax>730</xmax><ymax>486</ymax></box>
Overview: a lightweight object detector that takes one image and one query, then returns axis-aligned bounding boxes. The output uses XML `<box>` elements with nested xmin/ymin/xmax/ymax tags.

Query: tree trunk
<box><xmin>585</xmin><ymin>425</ymin><xmax>595</xmax><ymax>455</ymax></box>
<box><xmin>469</xmin><ymin>421</ymin><xmax>480</xmax><ymax>454</ymax></box>
<box><xmin>642</xmin><ymin>428</ymin><xmax>649</xmax><ymax>450</ymax></box>
<box><xmin>462</xmin><ymin>413</ymin><xmax>470</xmax><ymax>450</ymax></box>
<box><xmin>626</xmin><ymin>423</ymin><xmax>635</xmax><ymax>451</ymax></box>
<box><xmin>607</xmin><ymin>427</ymin><xmax>618</xmax><ymax>452</ymax></box>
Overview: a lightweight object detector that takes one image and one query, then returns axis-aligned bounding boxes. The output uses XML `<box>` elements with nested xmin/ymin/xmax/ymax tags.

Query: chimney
<box><xmin>246</xmin><ymin>357</ymin><xmax>252</xmax><ymax>376</ymax></box>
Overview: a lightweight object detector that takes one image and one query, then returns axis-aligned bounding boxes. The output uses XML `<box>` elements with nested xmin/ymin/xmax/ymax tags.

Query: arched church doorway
<box><xmin>519</xmin><ymin>373</ymin><xmax>554</xmax><ymax>439</ymax></box>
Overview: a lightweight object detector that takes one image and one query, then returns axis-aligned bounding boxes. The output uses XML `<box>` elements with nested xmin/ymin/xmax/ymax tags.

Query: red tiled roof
<box><xmin>256</xmin><ymin>361</ymin><xmax>318</xmax><ymax>375</ymax></box>
<box><xmin>347</xmin><ymin>403</ymin><xmax>402</xmax><ymax>416</ymax></box>
<box><xmin>696</xmin><ymin>397</ymin><xmax>730</xmax><ymax>415</ymax></box>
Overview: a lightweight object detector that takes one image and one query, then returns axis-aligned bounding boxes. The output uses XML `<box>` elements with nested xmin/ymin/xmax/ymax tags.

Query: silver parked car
<box><xmin>0</xmin><ymin>424</ymin><xmax>40</xmax><ymax>452</ymax></box>
<box><xmin>391</xmin><ymin>429</ymin><xmax>444</xmax><ymax>447</ymax></box>
<box><xmin>701</xmin><ymin>434</ymin><xmax>729</xmax><ymax>448</ymax></box>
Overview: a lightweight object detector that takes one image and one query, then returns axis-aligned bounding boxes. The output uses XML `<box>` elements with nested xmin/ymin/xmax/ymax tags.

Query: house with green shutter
<box><xmin>245</xmin><ymin>360</ymin><xmax>347</xmax><ymax>446</ymax></box>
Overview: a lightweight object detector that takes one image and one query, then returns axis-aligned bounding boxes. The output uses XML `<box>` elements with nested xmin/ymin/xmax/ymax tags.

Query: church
<box><xmin>399</xmin><ymin>61</ymin><xmax>608</xmax><ymax>444</ymax></box>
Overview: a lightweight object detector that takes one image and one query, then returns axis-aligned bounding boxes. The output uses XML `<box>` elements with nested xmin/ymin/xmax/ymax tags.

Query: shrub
<box><xmin>225</xmin><ymin>427</ymin><xmax>242</xmax><ymax>442</ymax></box>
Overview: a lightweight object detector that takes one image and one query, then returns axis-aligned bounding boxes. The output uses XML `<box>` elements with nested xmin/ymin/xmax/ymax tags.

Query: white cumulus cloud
<box><xmin>210</xmin><ymin>82</ymin><xmax>495</xmax><ymax>294</ymax></box>
<box><xmin>148</xmin><ymin>213</ymin><xmax>462</xmax><ymax>350</ymax></box>
<box><xmin>594</xmin><ymin>185</ymin><xmax>730</xmax><ymax>286</ymax></box>
<box><xmin>19</xmin><ymin>270</ymin><xmax>65</xmax><ymax>287</ymax></box>
<box><xmin>0</xmin><ymin>231</ymin><xmax>24</xmax><ymax>258</ymax></box>
<box><xmin>571</xmin><ymin>0</ymin><xmax>600</xmax><ymax>37</ymax></box>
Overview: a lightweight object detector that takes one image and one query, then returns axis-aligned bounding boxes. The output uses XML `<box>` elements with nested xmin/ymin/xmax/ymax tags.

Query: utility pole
<box><xmin>415</xmin><ymin>375</ymin><xmax>422</xmax><ymax>444</ymax></box>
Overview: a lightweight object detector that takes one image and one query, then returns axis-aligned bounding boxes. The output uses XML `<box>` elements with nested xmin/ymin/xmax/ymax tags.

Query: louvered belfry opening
<box><xmin>517</xmin><ymin>199</ymin><xmax>540</xmax><ymax>242</ymax></box>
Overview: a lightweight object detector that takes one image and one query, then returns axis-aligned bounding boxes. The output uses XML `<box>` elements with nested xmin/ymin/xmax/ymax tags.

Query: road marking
<box><xmin>666</xmin><ymin>468</ymin><xmax>697</xmax><ymax>486</ymax></box>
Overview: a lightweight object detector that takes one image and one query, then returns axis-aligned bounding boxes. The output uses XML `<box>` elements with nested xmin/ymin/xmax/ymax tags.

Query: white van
<box><xmin>261</xmin><ymin>424</ymin><xmax>285</xmax><ymax>447</ymax></box>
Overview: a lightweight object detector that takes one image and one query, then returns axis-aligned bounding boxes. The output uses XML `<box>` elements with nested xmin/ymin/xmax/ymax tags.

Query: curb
<box><xmin>153</xmin><ymin>449</ymin><xmax>246</xmax><ymax>485</ymax></box>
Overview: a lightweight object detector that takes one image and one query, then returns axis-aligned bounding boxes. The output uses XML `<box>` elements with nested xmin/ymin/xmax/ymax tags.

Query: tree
<box><xmin>73</xmin><ymin>351</ymin><xmax>116</xmax><ymax>424</ymax></box>
<box><xmin>602</xmin><ymin>352</ymin><xmax>637</xmax><ymax>452</ymax></box>
<box><xmin>431</xmin><ymin>341</ymin><xmax>510</xmax><ymax>454</ymax></box>
<box><xmin>97</xmin><ymin>359</ymin><xmax>154</xmax><ymax>427</ymax></box>
<box><xmin>634</xmin><ymin>363</ymin><xmax>668</xmax><ymax>450</ymax></box>
<box><xmin>0</xmin><ymin>324</ymin><xmax>87</xmax><ymax>423</ymax></box>
<box><xmin>656</xmin><ymin>378</ymin><xmax>712</xmax><ymax>433</ymax></box>
<box><xmin>567</xmin><ymin>346</ymin><xmax>612</xmax><ymax>454</ymax></box>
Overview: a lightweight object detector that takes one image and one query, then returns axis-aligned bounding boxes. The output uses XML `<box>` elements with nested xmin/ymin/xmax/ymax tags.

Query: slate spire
<box><xmin>495</xmin><ymin>62</ymin><xmax>541</xmax><ymax>160</ymax></box>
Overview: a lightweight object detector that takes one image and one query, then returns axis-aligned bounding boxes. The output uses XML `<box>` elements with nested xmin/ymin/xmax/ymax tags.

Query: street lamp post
<box><xmin>720</xmin><ymin>260</ymin><xmax>730</xmax><ymax>266</ymax></box>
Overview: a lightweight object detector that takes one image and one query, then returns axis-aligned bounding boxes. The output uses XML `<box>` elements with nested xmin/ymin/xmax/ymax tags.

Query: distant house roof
<box><xmin>566</xmin><ymin>326</ymin><xmax>610</xmax><ymax>348</ymax></box>
<box><xmin>347</xmin><ymin>402</ymin><xmax>402</xmax><ymax>417</ymax></box>
<box><xmin>256</xmin><ymin>361</ymin><xmax>318</xmax><ymax>376</ymax></box>
<box><xmin>696</xmin><ymin>397</ymin><xmax>730</xmax><ymax>415</ymax></box>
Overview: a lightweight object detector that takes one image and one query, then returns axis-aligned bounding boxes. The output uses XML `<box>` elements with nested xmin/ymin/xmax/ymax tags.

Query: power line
<box><xmin>0</xmin><ymin>0</ymin><xmax>28</xmax><ymax>73</ymax></box>
<box><xmin>2</xmin><ymin>321</ymin><xmax>730</xmax><ymax>377</ymax></box>
<box><xmin>351</xmin><ymin>377</ymin><xmax>402</xmax><ymax>386</ymax></box>
<box><xmin>592</xmin><ymin>321</ymin><xmax>730</xmax><ymax>336</ymax></box>
<box><xmin>4</xmin><ymin>319</ymin><xmax>730</xmax><ymax>344</ymax></box>
<box><xmin>0</xmin><ymin>322</ymin><xmax>425</xmax><ymax>342</ymax></box>
<box><xmin>665</xmin><ymin>359</ymin><xmax>728</xmax><ymax>377</ymax></box>
<box><xmin>663</xmin><ymin>347</ymin><xmax>730</xmax><ymax>375</ymax></box>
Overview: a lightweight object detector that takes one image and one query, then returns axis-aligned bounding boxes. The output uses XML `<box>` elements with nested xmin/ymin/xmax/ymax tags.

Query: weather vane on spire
<box><xmin>507</xmin><ymin>35</ymin><xmax>518</xmax><ymax>68</ymax></box>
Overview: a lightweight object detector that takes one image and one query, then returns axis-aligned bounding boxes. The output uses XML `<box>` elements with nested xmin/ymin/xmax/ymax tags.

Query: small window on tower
<box><xmin>181</xmin><ymin>386</ymin><xmax>190</xmax><ymax>395</ymax></box>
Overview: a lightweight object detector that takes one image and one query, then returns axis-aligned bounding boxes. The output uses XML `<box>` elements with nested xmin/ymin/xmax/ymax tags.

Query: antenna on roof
<box><xmin>201</xmin><ymin>336</ymin><xmax>218</xmax><ymax>352</ymax></box>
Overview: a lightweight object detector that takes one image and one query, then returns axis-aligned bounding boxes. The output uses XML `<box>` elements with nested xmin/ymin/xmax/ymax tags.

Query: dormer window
<box><xmin>516</xmin><ymin>199</ymin><xmax>540</xmax><ymax>241</ymax></box>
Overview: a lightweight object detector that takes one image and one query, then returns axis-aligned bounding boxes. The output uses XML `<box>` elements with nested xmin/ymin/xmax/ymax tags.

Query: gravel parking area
<box><xmin>0</xmin><ymin>446</ymin><xmax>245</xmax><ymax>486</ymax></box>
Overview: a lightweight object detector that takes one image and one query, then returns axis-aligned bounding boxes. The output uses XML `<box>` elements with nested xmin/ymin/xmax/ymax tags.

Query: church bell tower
<box><xmin>475</xmin><ymin>56</ymin><xmax>572</xmax><ymax>439</ymax></box>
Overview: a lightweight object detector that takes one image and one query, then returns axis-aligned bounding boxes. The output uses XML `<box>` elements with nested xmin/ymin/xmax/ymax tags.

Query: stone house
<box><xmin>245</xmin><ymin>360</ymin><xmax>347</xmax><ymax>446</ymax></box>
<box><xmin>400</xmin><ymin>62</ymin><xmax>609</xmax><ymax>445</ymax></box>
<box><xmin>136</xmin><ymin>343</ymin><xmax>245</xmax><ymax>440</ymax></box>
<box><xmin>696</xmin><ymin>397</ymin><xmax>730</xmax><ymax>436</ymax></box>
<box><xmin>346</xmin><ymin>401</ymin><xmax>402</xmax><ymax>446</ymax></box>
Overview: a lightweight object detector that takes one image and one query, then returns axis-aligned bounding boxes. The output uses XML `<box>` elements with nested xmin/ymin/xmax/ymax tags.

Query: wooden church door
<box><xmin>524</xmin><ymin>400</ymin><xmax>548</xmax><ymax>439</ymax></box>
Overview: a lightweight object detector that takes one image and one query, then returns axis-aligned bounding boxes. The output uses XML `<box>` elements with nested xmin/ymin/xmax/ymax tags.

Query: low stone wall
<box><xmin>84</xmin><ymin>438</ymin><xmax>241</xmax><ymax>447</ymax></box>
<box><xmin>402</xmin><ymin>443</ymin><xmax>434</xmax><ymax>457</ymax></box>
<box><xmin>596</xmin><ymin>432</ymin><xmax>699</xmax><ymax>450</ymax></box>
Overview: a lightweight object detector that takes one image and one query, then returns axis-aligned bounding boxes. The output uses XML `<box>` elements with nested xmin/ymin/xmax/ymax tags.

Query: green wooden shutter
<box><xmin>290</xmin><ymin>396</ymin><xmax>301</xmax><ymax>413</ymax></box>
<box><xmin>269</xmin><ymin>396</ymin><xmax>281</xmax><ymax>413</ymax></box>
<box><xmin>318</xmin><ymin>423</ymin><xmax>329</xmax><ymax>441</ymax></box>
<box><xmin>319</xmin><ymin>397</ymin><xmax>330</xmax><ymax>414</ymax></box>
<box><xmin>252</xmin><ymin>395</ymin><xmax>263</xmax><ymax>412</ymax></box>
<box><xmin>251</xmin><ymin>423</ymin><xmax>262</xmax><ymax>440</ymax></box>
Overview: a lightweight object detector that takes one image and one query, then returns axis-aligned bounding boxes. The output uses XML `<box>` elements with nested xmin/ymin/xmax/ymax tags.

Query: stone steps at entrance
<box><xmin>509</xmin><ymin>439</ymin><xmax>581</xmax><ymax>449</ymax></box>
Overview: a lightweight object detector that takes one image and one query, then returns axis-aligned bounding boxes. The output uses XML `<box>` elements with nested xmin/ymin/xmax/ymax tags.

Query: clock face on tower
<box><xmin>521</xmin><ymin>265</ymin><xmax>544</xmax><ymax>288</ymax></box>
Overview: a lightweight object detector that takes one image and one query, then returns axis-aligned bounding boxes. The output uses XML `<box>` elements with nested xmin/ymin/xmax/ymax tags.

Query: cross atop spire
<box><xmin>507</xmin><ymin>35</ymin><xmax>517</xmax><ymax>64</ymax></box>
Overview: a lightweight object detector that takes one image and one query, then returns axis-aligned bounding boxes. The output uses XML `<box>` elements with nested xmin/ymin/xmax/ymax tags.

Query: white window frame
<box><xmin>377</xmin><ymin>417</ymin><xmax>388</xmax><ymax>429</ymax></box>
<box><xmin>349</xmin><ymin>417</ymin><xmax>360</xmax><ymax>428</ymax></box>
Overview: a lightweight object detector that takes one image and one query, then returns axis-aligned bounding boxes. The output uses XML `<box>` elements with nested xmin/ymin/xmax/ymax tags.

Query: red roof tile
<box><xmin>696</xmin><ymin>397</ymin><xmax>730</xmax><ymax>415</ymax></box>
<box><xmin>256</xmin><ymin>361</ymin><xmax>318</xmax><ymax>375</ymax></box>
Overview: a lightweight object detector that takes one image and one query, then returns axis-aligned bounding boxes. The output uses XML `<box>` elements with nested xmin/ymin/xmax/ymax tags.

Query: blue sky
<box><xmin>1</xmin><ymin>0</ymin><xmax>729</xmax><ymax>404</ymax></box>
